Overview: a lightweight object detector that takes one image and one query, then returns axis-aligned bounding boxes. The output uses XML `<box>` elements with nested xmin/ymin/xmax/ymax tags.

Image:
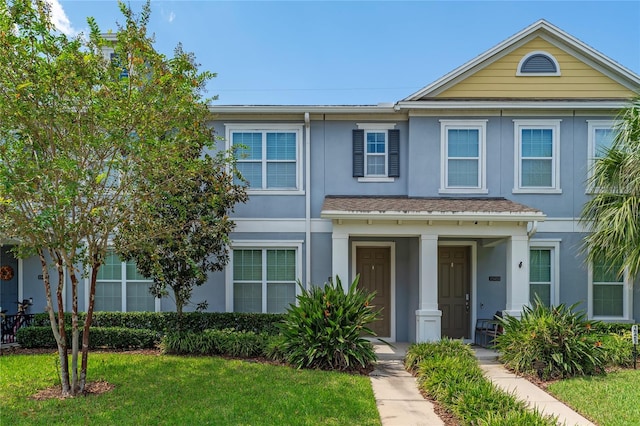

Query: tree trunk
<box><xmin>69</xmin><ymin>264</ymin><xmax>80</xmax><ymax>395</ymax></box>
<box><xmin>40</xmin><ymin>250</ymin><xmax>71</xmax><ymax>396</ymax></box>
<box><xmin>79</xmin><ymin>259</ymin><xmax>99</xmax><ymax>393</ymax></box>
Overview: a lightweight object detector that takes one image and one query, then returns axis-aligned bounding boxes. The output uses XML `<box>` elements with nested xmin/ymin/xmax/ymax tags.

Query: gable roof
<box><xmin>403</xmin><ymin>19</ymin><xmax>640</xmax><ymax>102</ymax></box>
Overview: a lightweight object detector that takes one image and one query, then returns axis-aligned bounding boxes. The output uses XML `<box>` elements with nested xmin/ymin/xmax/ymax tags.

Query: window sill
<box><xmin>246</xmin><ymin>189</ymin><xmax>305</xmax><ymax>196</ymax></box>
<box><xmin>357</xmin><ymin>177</ymin><xmax>396</xmax><ymax>183</ymax></box>
<box><xmin>590</xmin><ymin>316</ymin><xmax>634</xmax><ymax>323</ymax></box>
<box><xmin>439</xmin><ymin>188</ymin><xmax>488</xmax><ymax>195</ymax></box>
<box><xmin>512</xmin><ymin>188</ymin><xmax>562</xmax><ymax>194</ymax></box>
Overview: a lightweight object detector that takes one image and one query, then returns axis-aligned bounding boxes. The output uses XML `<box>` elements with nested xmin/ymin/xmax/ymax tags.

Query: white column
<box><xmin>504</xmin><ymin>234</ymin><xmax>530</xmax><ymax>318</ymax></box>
<box><xmin>331</xmin><ymin>230</ymin><xmax>349</xmax><ymax>291</ymax></box>
<box><xmin>416</xmin><ymin>234</ymin><xmax>441</xmax><ymax>342</ymax></box>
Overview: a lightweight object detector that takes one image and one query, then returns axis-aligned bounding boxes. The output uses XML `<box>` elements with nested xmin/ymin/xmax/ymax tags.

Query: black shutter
<box><xmin>353</xmin><ymin>129</ymin><xmax>364</xmax><ymax>177</ymax></box>
<box><xmin>388</xmin><ymin>129</ymin><xmax>400</xmax><ymax>178</ymax></box>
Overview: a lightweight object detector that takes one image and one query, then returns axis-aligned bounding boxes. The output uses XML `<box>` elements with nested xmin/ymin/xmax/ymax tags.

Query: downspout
<box><xmin>527</xmin><ymin>220</ymin><xmax>538</xmax><ymax>238</ymax></box>
<box><xmin>304</xmin><ymin>112</ymin><xmax>311</xmax><ymax>289</ymax></box>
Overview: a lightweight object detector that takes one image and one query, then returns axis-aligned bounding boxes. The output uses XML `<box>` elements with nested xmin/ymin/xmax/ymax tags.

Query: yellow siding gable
<box><xmin>435</xmin><ymin>37</ymin><xmax>635</xmax><ymax>99</ymax></box>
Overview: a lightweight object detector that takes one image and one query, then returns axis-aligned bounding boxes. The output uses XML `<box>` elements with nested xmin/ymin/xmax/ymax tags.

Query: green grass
<box><xmin>547</xmin><ymin>369</ymin><xmax>640</xmax><ymax>426</ymax></box>
<box><xmin>0</xmin><ymin>353</ymin><xmax>380</xmax><ymax>425</ymax></box>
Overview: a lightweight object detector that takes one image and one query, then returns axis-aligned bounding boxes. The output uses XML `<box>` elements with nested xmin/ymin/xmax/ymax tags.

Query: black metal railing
<box><xmin>1</xmin><ymin>314</ymin><xmax>35</xmax><ymax>344</ymax></box>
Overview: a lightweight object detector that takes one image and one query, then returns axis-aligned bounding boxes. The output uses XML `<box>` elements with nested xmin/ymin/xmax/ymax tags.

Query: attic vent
<box><xmin>517</xmin><ymin>51</ymin><xmax>560</xmax><ymax>76</ymax></box>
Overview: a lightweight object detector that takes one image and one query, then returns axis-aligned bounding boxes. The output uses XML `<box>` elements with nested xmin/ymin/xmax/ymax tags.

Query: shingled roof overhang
<box><xmin>321</xmin><ymin>196</ymin><xmax>545</xmax><ymax>222</ymax></box>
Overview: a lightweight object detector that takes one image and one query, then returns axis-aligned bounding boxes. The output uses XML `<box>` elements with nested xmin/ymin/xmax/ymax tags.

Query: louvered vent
<box><xmin>520</xmin><ymin>54</ymin><xmax>557</xmax><ymax>73</ymax></box>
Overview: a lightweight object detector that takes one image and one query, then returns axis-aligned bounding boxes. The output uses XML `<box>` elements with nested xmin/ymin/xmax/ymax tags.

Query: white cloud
<box><xmin>46</xmin><ymin>0</ymin><xmax>77</xmax><ymax>36</ymax></box>
<box><xmin>168</xmin><ymin>11</ymin><xmax>175</xmax><ymax>23</ymax></box>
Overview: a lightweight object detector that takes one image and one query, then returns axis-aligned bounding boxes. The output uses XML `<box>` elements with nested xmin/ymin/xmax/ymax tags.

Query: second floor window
<box><xmin>513</xmin><ymin>120</ymin><xmax>561</xmax><ymax>193</ymax></box>
<box><xmin>440</xmin><ymin>120</ymin><xmax>487</xmax><ymax>193</ymax></box>
<box><xmin>229</xmin><ymin>125</ymin><xmax>302</xmax><ymax>192</ymax></box>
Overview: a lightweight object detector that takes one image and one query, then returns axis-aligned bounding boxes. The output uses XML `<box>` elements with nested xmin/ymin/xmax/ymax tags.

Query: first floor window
<box><xmin>232</xmin><ymin>248</ymin><xmax>297</xmax><ymax>313</ymax></box>
<box><xmin>591</xmin><ymin>257</ymin><xmax>626</xmax><ymax>318</ymax></box>
<box><xmin>529</xmin><ymin>249</ymin><xmax>552</xmax><ymax>307</ymax></box>
<box><xmin>95</xmin><ymin>251</ymin><xmax>155</xmax><ymax>312</ymax></box>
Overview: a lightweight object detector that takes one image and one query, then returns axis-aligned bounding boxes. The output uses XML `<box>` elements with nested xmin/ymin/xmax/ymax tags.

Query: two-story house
<box><xmin>2</xmin><ymin>20</ymin><xmax>639</xmax><ymax>343</ymax></box>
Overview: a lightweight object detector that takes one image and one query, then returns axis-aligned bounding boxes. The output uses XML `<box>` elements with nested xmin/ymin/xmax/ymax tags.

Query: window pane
<box><xmin>593</xmin><ymin>258</ymin><xmax>624</xmax><ymax>283</ymax></box>
<box><xmin>266</xmin><ymin>133</ymin><xmax>296</xmax><ymax>160</ymax></box>
<box><xmin>233</xmin><ymin>133</ymin><xmax>262</xmax><ymax>160</ymax></box>
<box><xmin>448</xmin><ymin>159</ymin><xmax>478</xmax><ymax>187</ymax></box>
<box><xmin>95</xmin><ymin>282</ymin><xmax>121</xmax><ymax>311</ymax></box>
<box><xmin>234</xmin><ymin>282</ymin><xmax>262</xmax><ymax>313</ymax></box>
<box><xmin>595</xmin><ymin>128</ymin><xmax>615</xmax><ymax>158</ymax></box>
<box><xmin>236</xmin><ymin>162</ymin><xmax>262</xmax><ymax>188</ymax></box>
<box><xmin>98</xmin><ymin>251</ymin><xmax>121</xmax><ymax>280</ymax></box>
<box><xmin>233</xmin><ymin>250</ymin><xmax>262</xmax><ymax>281</ymax></box>
<box><xmin>521</xmin><ymin>129</ymin><xmax>552</xmax><ymax>157</ymax></box>
<box><xmin>267</xmin><ymin>249</ymin><xmax>296</xmax><ymax>281</ymax></box>
<box><xmin>522</xmin><ymin>159</ymin><xmax>552</xmax><ymax>187</ymax></box>
<box><xmin>366</xmin><ymin>132</ymin><xmax>386</xmax><ymax>153</ymax></box>
<box><xmin>593</xmin><ymin>284</ymin><xmax>623</xmax><ymax>316</ymax></box>
<box><xmin>266</xmin><ymin>162</ymin><xmax>296</xmax><ymax>188</ymax></box>
<box><xmin>126</xmin><ymin>261</ymin><xmax>148</xmax><ymax>281</ymax></box>
<box><xmin>530</xmin><ymin>249</ymin><xmax>551</xmax><ymax>282</ymax></box>
<box><xmin>448</xmin><ymin>129</ymin><xmax>479</xmax><ymax>157</ymax></box>
<box><xmin>366</xmin><ymin>155</ymin><xmax>385</xmax><ymax>175</ymax></box>
<box><xmin>126</xmin><ymin>282</ymin><xmax>155</xmax><ymax>312</ymax></box>
<box><xmin>530</xmin><ymin>283</ymin><xmax>551</xmax><ymax>307</ymax></box>
<box><xmin>267</xmin><ymin>282</ymin><xmax>296</xmax><ymax>313</ymax></box>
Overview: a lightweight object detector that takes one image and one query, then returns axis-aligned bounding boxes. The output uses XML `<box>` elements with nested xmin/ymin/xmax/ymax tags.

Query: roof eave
<box><xmin>320</xmin><ymin>210</ymin><xmax>546</xmax><ymax>222</ymax></box>
<box><xmin>396</xmin><ymin>100</ymin><xmax>631</xmax><ymax>110</ymax></box>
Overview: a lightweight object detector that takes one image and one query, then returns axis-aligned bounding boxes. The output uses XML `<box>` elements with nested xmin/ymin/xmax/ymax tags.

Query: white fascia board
<box><xmin>321</xmin><ymin>210</ymin><xmax>546</xmax><ymax>222</ymax></box>
<box><xmin>396</xmin><ymin>100</ymin><xmax>628</xmax><ymax>110</ymax></box>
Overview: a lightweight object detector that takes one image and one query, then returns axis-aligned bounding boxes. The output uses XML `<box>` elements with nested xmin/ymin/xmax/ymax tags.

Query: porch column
<box><xmin>331</xmin><ymin>231</ymin><xmax>349</xmax><ymax>291</ymax></box>
<box><xmin>416</xmin><ymin>234</ymin><xmax>441</xmax><ymax>342</ymax></box>
<box><xmin>504</xmin><ymin>235</ymin><xmax>529</xmax><ymax>318</ymax></box>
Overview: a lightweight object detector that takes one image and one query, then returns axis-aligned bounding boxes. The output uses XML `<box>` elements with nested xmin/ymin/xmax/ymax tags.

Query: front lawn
<box><xmin>0</xmin><ymin>352</ymin><xmax>380</xmax><ymax>425</ymax></box>
<box><xmin>547</xmin><ymin>369</ymin><xmax>640</xmax><ymax>426</ymax></box>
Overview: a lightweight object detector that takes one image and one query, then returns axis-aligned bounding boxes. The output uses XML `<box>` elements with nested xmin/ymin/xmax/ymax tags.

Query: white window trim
<box><xmin>588</xmin><ymin>256</ymin><xmax>633</xmax><ymax>321</ymax></box>
<box><xmin>85</xmin><ymin>250</ymin><xmax>160</xmax><ymax>313</ymax></box>
<box><xmin>356</xmin><ymin>123</ymin><xmax>396</xmax><ymax>182</ymax></box>
<box><xmin>225</xmin><ymin>240</ymin><xmax>303</xmax><ymax>313</ymax></box>
<box><xmin>529</xmin><ymin>239</ymin><xmax>560</xmax><ymax>307</ymax></box>
<box><xmin>586</xmin><ymin>120</ymin><xmax>620</xmax><ymax>190</ymax></box>
<box><xmin>439</xmin><ymin>120</ymin><xmax>488</xmax><ymax>194</ymax></box>
<box><xmin>225</xmin><ymin>123</ymin><xmax>304</xmax><ymax>195</ymax></box>
<box><xmin>516</xmin><ymin>51</ymin><xmax>561</xmax><ymax>76</ymax></box>
<box><xmin>513</xmin><ymin>119</ymin><xmax>562</xmax><ymax>194</ymax></box>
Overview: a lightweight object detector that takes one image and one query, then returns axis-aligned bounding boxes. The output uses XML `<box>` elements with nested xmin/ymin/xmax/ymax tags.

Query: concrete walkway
<box><xmin>371</xmin><ymin>344</ymin><xmax>596</xmax><ymax>426</ymax></box>
<box><xmin>475</xmin><ymin>347</ymin><xmax>596</xmax><ymax>426</ymax></box>
<box><xmin>371</xmin><ymin>343</ymin><xmax>444</xmax><ymax>426</ymax></box>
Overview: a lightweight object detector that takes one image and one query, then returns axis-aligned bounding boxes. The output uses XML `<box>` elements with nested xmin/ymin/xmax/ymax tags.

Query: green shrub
<box><xmin>16</xmin><ymin>326</ymin><xmax>159</xmax><ymax>349</ymax></box>
<box><xmin>277</xmin><ymin>276</ymin><xmax>380</xmax><ymax>371</ymax></box>
<box><xmin>32</xmin><ymin>311</ymin><xmax>285</xmax><ymax>335</ymax></box>
<box><xmin>161</xmin><ymin>329</ymin><xmax>270</xmax><ymax>357</ymax></box>
<box><xmin>495</xmin><ymin>298</ymin><xmax>605</xmax><ymax>380</ymax></box>
<box><xmin>406</xmin><ymin>340</ymin><xmax>555</xmax><ymax>425</ymax></box>
<box><xmin>600</xmin><ymin>331</ymin><xmax>635</xmax><ymax>367</ymax></box>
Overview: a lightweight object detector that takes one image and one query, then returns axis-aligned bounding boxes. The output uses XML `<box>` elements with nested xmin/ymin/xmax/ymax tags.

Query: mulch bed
<box><xmin>31</xmin><ymin>380</ymin><xmax>115</xmax><ymax>400</ymax></box>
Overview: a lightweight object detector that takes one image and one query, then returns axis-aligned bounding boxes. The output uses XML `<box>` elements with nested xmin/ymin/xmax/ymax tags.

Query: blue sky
<box><xmin>56</xmin><ymin>1</ymin><xmax>640</xmax><ymax>105</ymax></box>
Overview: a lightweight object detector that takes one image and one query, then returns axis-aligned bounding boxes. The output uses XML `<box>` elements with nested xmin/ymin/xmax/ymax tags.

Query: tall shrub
<box><xmin>277</xmin><ymin>276</ymin><xmax>381</xmax><ymax>371</ymax></box>
<box><xmin>496</xmin><ymin>298</ymin><xmax>605</xmax><ymax>379</ymax></box>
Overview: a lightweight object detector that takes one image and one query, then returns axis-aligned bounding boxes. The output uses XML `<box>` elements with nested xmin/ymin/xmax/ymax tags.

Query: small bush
<box><xmin>16</xmin><ymin>326</ymin><xmax>159</xmax><ymax>349</ymax></box>
<box><xmin>406</xmin><ymin>340</ymin><xmax>555</xmax><ymax>425</ymax></box>
<box><xmin>495</xmin><ymin>298</ymin><xmax>605</xmax><ymax>380</ymax></box>
<box><xmin>161</xmin><ymin>329</ymin><xmax>270</xmax><ymax>358</ymax></box>
<box><xmin>600</xmin><ymin>331</ymin><xmax>635</xmax><ymax>368</ymax></box>
<box><xmin>277</xmin><ymin>276</ymin><xmax>380</xmax><ymax>371</ymax></box>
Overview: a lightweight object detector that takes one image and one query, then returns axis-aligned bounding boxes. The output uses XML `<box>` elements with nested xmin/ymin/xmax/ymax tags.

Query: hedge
<box><xmin>16</xmin><ymin>326</ymin><xmax>159</xmax><ymax>349</ymax></box>
<box><xmin>32</xmin><ymin>312</ymin><xmax>286</xmax><ymax>335</ymax></box>
<box><xmin>162</xmin><ymin>329</ymin><xmax>271</xmax><ymax>358</ymax></box>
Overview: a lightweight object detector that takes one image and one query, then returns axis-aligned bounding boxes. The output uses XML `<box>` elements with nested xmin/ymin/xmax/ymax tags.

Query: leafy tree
<box><xmin>0</xmin><ymin>0</ymin><xmax>221</xmax><ymax>395</ymax></box>
<box><xmin>581</xmin><ymin>96</ymin><xmax>640</xmax><ymax>279</ymax></box>
<box><xmin>115</xmin><ymin>148</ymin><xmax>247</xmax><ymax>323</ymax></box>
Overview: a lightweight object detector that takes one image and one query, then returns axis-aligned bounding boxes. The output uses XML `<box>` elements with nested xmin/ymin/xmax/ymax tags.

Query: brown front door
<box><xmin>356</xmin><ymin>247</ymin><xmax>391</xmax><ymax>337</ymax></box>
<box><xmin>438</xmin><ymin>246</ymin><xmax>470</xmax><ymax>339</ymax></box>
